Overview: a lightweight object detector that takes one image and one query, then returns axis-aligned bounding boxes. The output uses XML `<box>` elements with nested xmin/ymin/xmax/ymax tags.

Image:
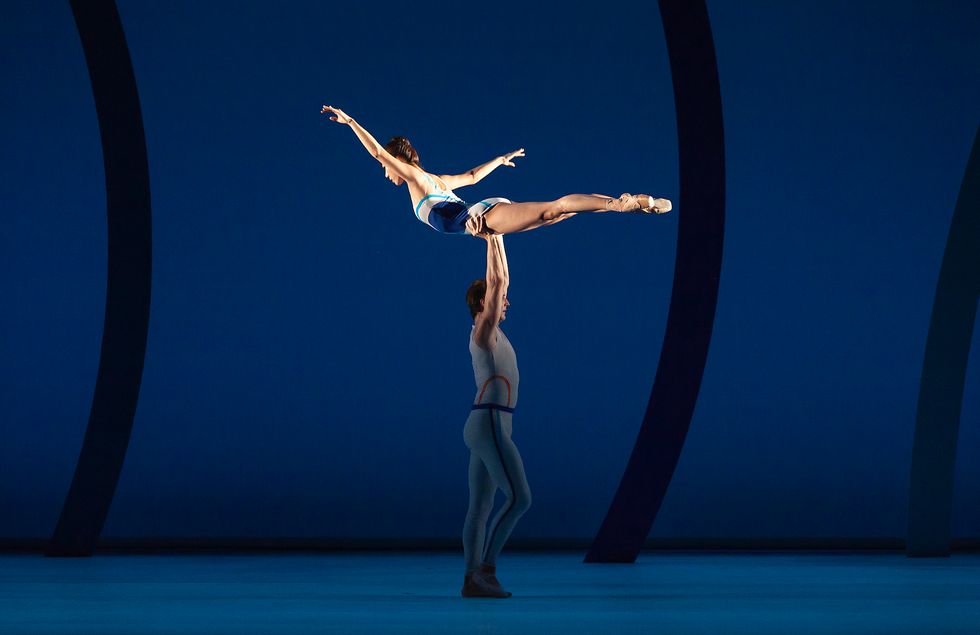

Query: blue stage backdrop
<box><xmin>2</xmin><ymin>0</ymin><xmax>978</xmax><ymax>541</ymax></box>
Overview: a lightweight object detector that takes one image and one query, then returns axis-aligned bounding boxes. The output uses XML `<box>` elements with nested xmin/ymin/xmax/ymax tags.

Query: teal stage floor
<box><xmin>2</xmin><ymin>551</ymin><xmax>978</xmax><ymax>633</ymax></box>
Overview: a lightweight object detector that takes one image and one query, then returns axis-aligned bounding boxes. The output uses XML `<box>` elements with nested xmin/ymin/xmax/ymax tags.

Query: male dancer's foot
<box><xmin>461</xmin><ymin>563</ymin><xmax>512</xmax><ymax>598</ymax></box>
<box><xmin>478</xmin><ymin>562</ymin><xmax>511</xmax><ymax>596</ymax></box>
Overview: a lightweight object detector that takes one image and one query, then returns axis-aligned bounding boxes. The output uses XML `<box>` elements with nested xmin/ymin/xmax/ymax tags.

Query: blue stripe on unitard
<box><xmin>482</xmin><ymin>407</ymin><xmax>517</xmax><ymax>563</ymax></box>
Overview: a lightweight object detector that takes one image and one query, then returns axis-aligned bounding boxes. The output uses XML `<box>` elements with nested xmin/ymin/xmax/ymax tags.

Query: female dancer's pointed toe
<box><xmin>605</xmin><ymin>193</ymin><xmax>669</xmax><ymax>214</ymax></box>
<box><xmin>604</xmin><ymin>193</ymin><xmax>641</xmax><ymax>212</ymax></box>
<box><xmin>646</xmin><ymin>197</ymin><xmax>672</xmax><ymax>214</ymax></box>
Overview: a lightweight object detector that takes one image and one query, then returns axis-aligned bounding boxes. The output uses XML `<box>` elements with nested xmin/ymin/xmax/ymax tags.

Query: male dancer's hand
<box><xmin>467</xmin><ymin>214</ymin><xmax>496</xmax><ymax>238</ymax></box>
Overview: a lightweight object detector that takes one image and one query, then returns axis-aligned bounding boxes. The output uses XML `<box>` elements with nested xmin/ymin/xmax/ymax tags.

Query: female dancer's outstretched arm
<box><xmin>441</xmin><ymin>149</ymin><xmax>525</xmax><ymax>189</ymax></box>
<box><xmin>320</xmin><ymin>105</ymin><xmax>418</xmax><ymax>184</ymax></box>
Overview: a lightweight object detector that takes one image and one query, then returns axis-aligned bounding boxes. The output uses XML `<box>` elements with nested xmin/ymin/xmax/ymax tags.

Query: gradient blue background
<box><xmin>2</xmin><ymin>0</ymin><xmax>978</xmax><ymax>541</ymax></box>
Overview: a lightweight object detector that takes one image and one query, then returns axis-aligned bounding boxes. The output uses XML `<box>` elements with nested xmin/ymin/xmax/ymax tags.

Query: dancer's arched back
<box><xmin>321</xmin><ymin>105</ymin><xmax>672</xmax><ymax>236</ymax></box>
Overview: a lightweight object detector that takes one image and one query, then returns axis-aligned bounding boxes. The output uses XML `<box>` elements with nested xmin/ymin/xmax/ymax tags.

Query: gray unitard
<box><xmin>462</xmin><ymin>325</ymin><xmax>532</xmax><ymax>571</ymax></box>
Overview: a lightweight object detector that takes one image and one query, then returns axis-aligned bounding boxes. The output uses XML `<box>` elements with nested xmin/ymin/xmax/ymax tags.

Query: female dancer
<box><xmin>321</xmin><ymin>105</ymin><xmax>671</xmax><ymax>236</ymax></box>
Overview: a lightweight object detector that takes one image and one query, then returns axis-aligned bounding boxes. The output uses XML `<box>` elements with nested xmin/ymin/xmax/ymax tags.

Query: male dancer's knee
<box><xmin>508</xmin><ymin>486</ymin><xmax>532</xmax><ymax>516</ymax></box>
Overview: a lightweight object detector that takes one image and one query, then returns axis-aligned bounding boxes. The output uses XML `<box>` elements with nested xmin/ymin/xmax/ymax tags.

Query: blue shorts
<box><xmin>427</xmin><ymin>200</ymin><xmax>473</xmax><ymax>234</ymax></box>
<box><xmin>422</xmin><ymin>197</ymin><xmax>512</xmax><ymax>234</ymax></box>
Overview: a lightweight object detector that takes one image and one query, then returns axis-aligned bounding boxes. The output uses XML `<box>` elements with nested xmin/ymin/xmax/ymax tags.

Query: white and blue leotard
<box><xmin>414</xmin><ymin>172</ymin><xmax>510</xmax><ymax>234</ymax></box>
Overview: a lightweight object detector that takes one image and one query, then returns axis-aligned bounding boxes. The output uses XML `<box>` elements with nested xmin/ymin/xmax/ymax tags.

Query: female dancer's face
<box><xmin>384</xmin><ymin>166</ymin><xmax>404</xmax><ymax>186</ymax></box>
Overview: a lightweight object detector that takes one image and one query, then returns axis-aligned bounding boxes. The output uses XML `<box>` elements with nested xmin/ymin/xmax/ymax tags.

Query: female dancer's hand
<box><xmin>321</xmin><ymin>105</ymin><xmax>353</xmax><ymax>124</ymax></box>
<box><xmin>501</xmin><ymin>148</ymin><xmax>525</xmax><ymax>167</ymax></box>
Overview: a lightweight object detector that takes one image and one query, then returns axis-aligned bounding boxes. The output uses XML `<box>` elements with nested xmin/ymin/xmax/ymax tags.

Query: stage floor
<box><xmin>1</xmin><ymin>551</ymin><xmax>978</xmax><ymax>634</ymax></box>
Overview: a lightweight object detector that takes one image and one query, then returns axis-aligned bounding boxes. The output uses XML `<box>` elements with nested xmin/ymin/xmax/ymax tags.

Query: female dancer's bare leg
<box><xmin>481</xmin><ymin>193</ymin><xmax>670</xmax><ymax>235</ymax></box>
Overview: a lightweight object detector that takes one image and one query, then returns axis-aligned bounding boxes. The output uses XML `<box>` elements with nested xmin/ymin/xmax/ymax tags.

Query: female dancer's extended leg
<box><xmin>481</xmin><ymin>193</ymin><xmax>669</xmax><ymax>234</ymax></box>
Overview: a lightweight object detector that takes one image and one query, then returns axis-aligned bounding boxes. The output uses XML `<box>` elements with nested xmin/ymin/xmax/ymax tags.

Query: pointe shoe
<box><xmin>646</xmin><ymin>197</ymin><xmax>672</xmax><ymax>214</ymax></box>
<box><xmin>605</xmin><ymin>193</ymin><xmax>672</xmax><ymax>214</ymax></box>
<box><xmin>605</xmin><ymin>193</ymin><xmax>654</xmax><ymax>212</ymax></box>
<box><xmin>461</xmin><ymin>570</ymin><xmax>511</xmax><ymax>598</ymax></box>
<box><xmin>604</xmin><ymin>193</ymin><xmax>642</xmax><ymax>212</ymax></box>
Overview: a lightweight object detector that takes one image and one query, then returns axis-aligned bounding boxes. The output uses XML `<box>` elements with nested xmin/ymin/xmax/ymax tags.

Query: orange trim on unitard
<box><xmin>477</xmin><ymin>374</ymin><xmax>512</xmax><ymax>408</ymax></box>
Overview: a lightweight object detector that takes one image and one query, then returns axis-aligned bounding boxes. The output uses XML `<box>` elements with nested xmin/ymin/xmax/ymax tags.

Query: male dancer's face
<box><xmin>480</xmin><ymin>295</ymin><xmax>510</xmax><ymax>323</ymax></box>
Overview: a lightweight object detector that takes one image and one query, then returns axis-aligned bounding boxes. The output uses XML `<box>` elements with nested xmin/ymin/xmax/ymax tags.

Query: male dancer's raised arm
<box><xmin>473</xmin><ymin>234</ymin><xmax>508</xmax><ymax>350</ymax></box>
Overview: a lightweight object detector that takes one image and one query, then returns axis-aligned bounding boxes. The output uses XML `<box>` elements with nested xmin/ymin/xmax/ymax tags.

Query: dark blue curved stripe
<box><xmin>586</xmin><ymin>0</ymin><xmax>726</xmax><ymax>563</ymax></box>
<box><xmin>471</xmin><ymin>403</ymin><xmax>516</xmax><ymax>413</ymax></box>
<box><xmin>47</xmin><ymin>0</ymin><xmax>152</xmax><ymax>557</ymax></box>
<box><xmin>907</xmin><ymin>127</ymin><xmax>980</xmax><ymax>557</ymax></box>
<box><xmin>482</xmin><ymin>409</ymin><xmax>517</xmax><ymax>563</ymax></box>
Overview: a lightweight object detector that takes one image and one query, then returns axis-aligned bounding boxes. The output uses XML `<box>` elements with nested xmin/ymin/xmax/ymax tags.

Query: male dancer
<box><xmin>461</xmin><ymin>233</ymin><xmax>532</xmax><ymax>598</ymax></box>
